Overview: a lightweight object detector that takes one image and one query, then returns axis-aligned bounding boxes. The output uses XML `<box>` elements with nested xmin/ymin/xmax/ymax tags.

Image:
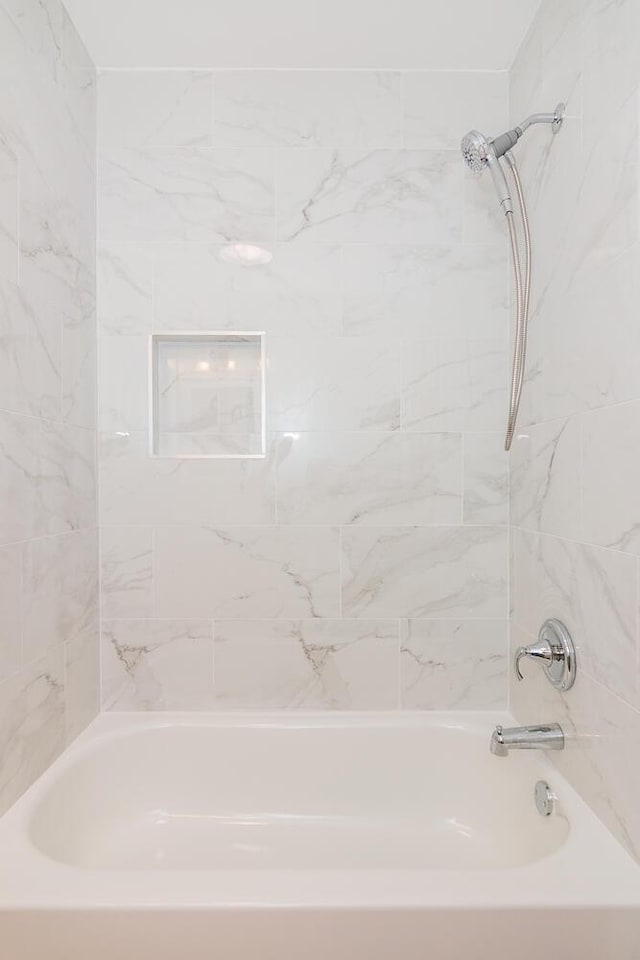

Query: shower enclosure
<box><xmin>1</xmin><ymin>0</ymin><xmax>640</xmax><ymax>957</ymax></box>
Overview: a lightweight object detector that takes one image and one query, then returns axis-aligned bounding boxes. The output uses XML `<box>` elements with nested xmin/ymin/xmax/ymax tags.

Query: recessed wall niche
<box><xmin>150</xmin><ymin>333</ymin><xmax>266</xmax><ymax>458</ymax></box>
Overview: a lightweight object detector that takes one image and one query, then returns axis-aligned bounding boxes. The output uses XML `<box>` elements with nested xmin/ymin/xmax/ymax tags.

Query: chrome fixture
<box><xmin>460</xmin><ymin>106</ymin><xmax>564</xmax><ymax>212</ymax></box>
<box><xmin>490</xmin><ymin>723</ymin><xmax>565</xmax><ymax>757</ymax></box>
<box><xmin>534</xmin><ymin>780</ymin><xmax>555</xmax><ymax>817</ymax></box>
<box><xmin>515</xmin><ymin>618</ymin><xmax>576</xmax><ymax>691</ymax></box>
<box><xmin>461</xmin><ymin>103</ymin><xmax>564</xmax><ymax>450</ymax></box>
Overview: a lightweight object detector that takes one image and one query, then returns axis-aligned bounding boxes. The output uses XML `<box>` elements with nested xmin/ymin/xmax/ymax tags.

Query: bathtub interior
<box><xmin>27</xmin><ymin>717</ymin><xmax>569</xmax><ymax>871</ymax></box>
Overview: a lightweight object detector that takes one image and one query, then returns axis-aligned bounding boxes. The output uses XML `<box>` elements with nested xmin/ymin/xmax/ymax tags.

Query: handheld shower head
<box><xmin>461</xmin><ymin>129</ymin><xmax>514</xmax><ymax>215</ymax></box>
<box><xmin>461</xmin><ymin>103</ymin><xmax>564</xmax><ymax>453</ymax></box>
<box><xmin>461</xmin><ymin>129</ymin><xmax>491</xmax><ymax>173</ymax></box>
<box><xmin>461</xmin><ymin>104</ymin><xmax>564</xmax><ymax>216</ymax></box>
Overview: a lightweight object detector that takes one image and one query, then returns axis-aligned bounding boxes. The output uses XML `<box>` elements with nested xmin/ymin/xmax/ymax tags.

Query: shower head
<box><xmin>461</xmin><ymin>128</ymin><xmax>515</xmax><ymax>215</ymax></box>
<box><xmin>461</xmin><ymin>104</ymin><xmax>565</xmax><ymax>216</ymax></box>
<box><xmin>461</xmin><ymin>129</ymin><xmax>493</xmax><ymax>173</ymax></box>
<box><xmin>461</xmin><ymin>127</ymin><xmax>521</xmax><ymax>171</ymax></box>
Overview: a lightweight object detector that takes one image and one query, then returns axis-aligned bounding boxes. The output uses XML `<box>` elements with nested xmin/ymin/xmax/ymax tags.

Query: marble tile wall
<box><xmin>509</xmin><ymin>0</ymin><xmax>640</xmax><ymax>860</ymax></box>
<box><xmin>97</xmin><ymin>68</ymin><xmax>511</xmax><ymax>713</ymax></box>
<box><xmin>0</xmin><ymin>0</ymin><xmax>98</xmax><ymax>814</ymax></box>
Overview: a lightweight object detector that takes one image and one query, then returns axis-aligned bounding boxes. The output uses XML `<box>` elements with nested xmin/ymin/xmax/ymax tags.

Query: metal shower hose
<box><xmin>503</xmin><ymin>152</ymin><xmax>531</xmax><ymax>451</ymax></box>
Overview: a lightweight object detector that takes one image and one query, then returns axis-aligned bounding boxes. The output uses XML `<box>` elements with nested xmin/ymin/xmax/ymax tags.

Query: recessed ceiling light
<box><xmin>219</xmin><ymin>243</ymin><xmax>273</xmax><ymax>266</ymax></box>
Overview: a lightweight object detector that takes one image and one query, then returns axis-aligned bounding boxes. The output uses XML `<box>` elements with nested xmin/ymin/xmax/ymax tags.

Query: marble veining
<box><xmin>0</xmin><ymin>0</ymin><xmax>64</xmax><ymax>82</ymax></box>
<box><xmin>213</xmin><ymin>71</ymin><xmax>402</xmax><ymax>149</ymax></box>
<box><xmin>64</xmin><ymin>613</ymin><xmax>99</xmax><ymax>742</ymax></box>
<box><xmin>268</xmin><ymin>337</ymin><xmax>401</xmax><ymax>432</ymax></box>
<box><xmin>401</xmin><ymin>619</ymin><xmax>508</xmax><ymax>709</ymax></box>
<box><xmin>402</xmin><ymin>338</ymin><xmax>507</xmax><ymax>433</ymax></box>
<box><xmin>276</xmin><ymin>149</ymin><xmax>463</xmax><ymax>243</ymax></box>
<box><xmin>342</xmin><ymin>525</ymin><xmax>508</xmax><ymax>619</ymax></box>
<box><xmin>403</xmin><ymin>71</ymin><xmax>507</xmax><ymax>150</ymax></box>
<box><xmin>214</xmin><ymin>620</ymin><xmax>400</xmax><ymax>709</ymax></box>
<box><xmin>95</xmin><ymin>66</ymin><xmax>512</xmax><ymax>732</ymax></box>
<box><xmin>21</xmin><ymin>528</ymin><xmax>98</xmax><ymax>664</ymax></box>
<box><xmin>511</xmin><ymin>415</ymin><xmax>580</xmax><ymax>539</ymax></box>
<box><xmin>510</xmin><ymin>0</ymin><xmax>640</xmax><ymax>863</ymax></box>
<box><xmin>100</xmin><ymin>526</ymin><xmax>154</xmax><ymax>619</ymax></box>
<box><xmin>154</xmin><ymin>525</ymin><xmax>340</xmax><ymax>620</ymax></box>
<box><xmin>275</xmin><ymin>431</ymin><xmax>461</xmax><ymax>526</ymax></box>
<box><xmin>102</xmin><ymin>619</ymin><xmax>214</xmax><ymax>710</ymax></box>
<box><xmin>341</xmin><ymin>243</ymin><xmax>508</xmax><ymax>340</ymax></box>
<box><xmin>99</xmin><ymin>430</ymin><xmax>274</xmax><ymax>526</ymax></box>
<box><xmin>0</xmin><ymin>139</ymin><xmax>19</xmax><ymax>283</ymax></box>
<box><xmin>0</xmin><ymin>378</ymin><xmax>95</xmax><ymax>549</ymax></box>
<box><xmin>512</xmin><ymin>529</ymin><xmax>638</xmax><ymax>708</ymax></box>
<box><xmin>99</xmin><ymin>71</ymin><xmax>212</xmax><ymax>148</ymax></box>
<box><xmin>0</xmin><ymin>276</ymin><xmax>61</xmax><ymax>420</ymax></box>
<box><xmin>463</xmin><ymin>434</ymin><xmax>509</xmax><ymax>524</ymax></box>
<box><xmin>98</xmin><ymin>333</ymin><xmax>148</xmax><ymax>433</ymax></box>
<box><xmin>581</xmin><ymin>400</ymin><xmax>640</xmax><ymax>554</ymax></box>
<box><xmin>0</xmin><ymin>0</ymin><xmax>98</xmax><ymax>815</ymax></box>
<box><xmin>0</xmin><ymin>645</ymin><xmax>65</xmax><ymax>814</ymax></box>
<box><xmin>0</xmin><ymin>543</ymin><xmax>21</xmax><ymax>682</ymax></box>
<box><xmin>99</xmin><ymin>146</ymin><xmax>275</xmax><ymax>243</ymax></box>
<box><xmin>97</xmin><ymin>243</ymin><xmax>152</xmax><ymax>335</ymax></box>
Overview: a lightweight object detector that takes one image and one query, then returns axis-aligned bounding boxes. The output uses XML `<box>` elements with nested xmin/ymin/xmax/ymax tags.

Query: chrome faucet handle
<box><xmin>514</xmin><ymin>640</ymin><xmax>553</xmax><ymax>681</ymax></box>
<box><xmin>514</xmin><ymin>619</ymin><xmax>577</xmax><ymax>691</ymax></box>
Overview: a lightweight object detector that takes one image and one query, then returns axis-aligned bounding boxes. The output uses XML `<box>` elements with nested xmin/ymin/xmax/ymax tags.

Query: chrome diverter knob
<box><xmin>514</xmin><ymin>618</ymin><xmax>576</xmax><ymax>691</ymax></box>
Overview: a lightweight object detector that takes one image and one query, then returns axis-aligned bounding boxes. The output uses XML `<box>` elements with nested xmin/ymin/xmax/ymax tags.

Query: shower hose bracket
<box><xmin>552</xmin><ymin>102</ymin><xmax>565</xmax><ymax>134</ymax></box>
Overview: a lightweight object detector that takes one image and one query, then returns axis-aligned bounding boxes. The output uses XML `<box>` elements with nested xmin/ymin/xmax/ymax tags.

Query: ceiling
<box><xmin>64</xmin><ymin>0</ymin><xmax>542</xmax><ymax>71</ymax></box>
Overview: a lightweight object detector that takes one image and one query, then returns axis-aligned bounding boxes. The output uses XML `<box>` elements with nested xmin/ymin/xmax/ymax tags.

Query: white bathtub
<box><xmin>0</xmin><ymin>712</ymin><xmax>639</xmax><ymax>960</ymax></box>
